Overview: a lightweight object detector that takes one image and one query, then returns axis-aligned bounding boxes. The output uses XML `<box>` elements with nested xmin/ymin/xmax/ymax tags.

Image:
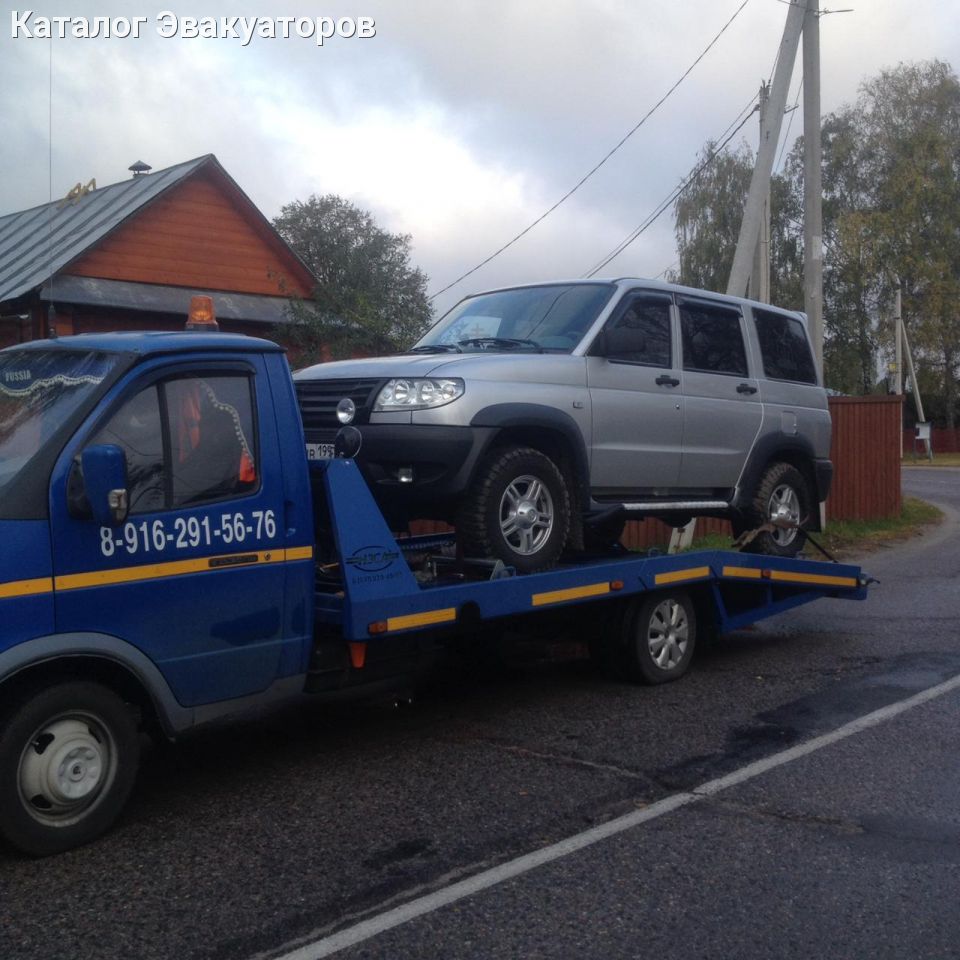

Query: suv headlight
<box><xmin>374</xmin><ymin>378</ymin><xmax>465</xmax><ymax>411</ymax></box>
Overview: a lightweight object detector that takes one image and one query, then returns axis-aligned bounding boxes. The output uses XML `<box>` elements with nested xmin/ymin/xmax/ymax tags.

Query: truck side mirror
<box><xmin>79</xmin><ymin>444</ymin><xmax>130</xmax><ymax>526</ymax></box>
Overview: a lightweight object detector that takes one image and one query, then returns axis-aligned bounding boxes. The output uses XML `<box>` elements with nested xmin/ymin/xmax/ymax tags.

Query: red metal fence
<box><xmin>902</xmin><ymin>426</ymin><xmax>960</xmax><ymax>454</ymax></box>
<box><xmin>828</xmin><ymin>395</ymin><xmax>902</xmax><ymax>521</ymax></box>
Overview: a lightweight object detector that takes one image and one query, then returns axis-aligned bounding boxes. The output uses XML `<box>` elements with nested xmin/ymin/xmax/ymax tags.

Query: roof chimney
<box><xmin>128</xmin><ymin>160</ymin><xmax>152</xmax><ymax>178</ymax></box>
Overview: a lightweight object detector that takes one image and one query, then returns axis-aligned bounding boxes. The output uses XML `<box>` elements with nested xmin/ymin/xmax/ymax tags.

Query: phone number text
<box><xmin>99</xmin><ymin>510</ymin><xmax>277</xmax><ymax>558</ymax></box>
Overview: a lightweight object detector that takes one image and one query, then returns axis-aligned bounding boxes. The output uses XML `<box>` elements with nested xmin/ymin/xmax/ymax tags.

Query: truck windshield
<box><xmin>0</xmin><ymin>349</ymin><xmax>120</xmax><ymax>498</ymax></box>
<box><xmin>415</xmin><ymin>283</ymin><xmax>615</xmax><ymax>354</ymax></box>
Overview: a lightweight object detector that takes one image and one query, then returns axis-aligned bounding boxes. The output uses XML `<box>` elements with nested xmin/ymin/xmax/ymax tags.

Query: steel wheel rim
<box><xmin>767</xmin><ymin>482</ymin><xmax>801</xmax><ymax>546</ymax></box>
<box><xmin>17</xmin><ymin>712</ymin><xmax>118</xmax><ymax>827</ymax></box>
<box><xmin>499</xmin><ymin>473</ymin><xmax>555</xmax><ymax>556</ymax></box>
<box><xmin>647</xmin><ymin>599</ymin><xmax>689</xmax><ymax>670</ymax></box>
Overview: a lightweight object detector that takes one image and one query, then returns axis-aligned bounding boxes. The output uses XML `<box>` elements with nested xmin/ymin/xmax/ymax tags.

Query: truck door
<box><xmin>49</xmin><ymin>358</ymin><xmax>290</xmax><ymax>707</ymax></box>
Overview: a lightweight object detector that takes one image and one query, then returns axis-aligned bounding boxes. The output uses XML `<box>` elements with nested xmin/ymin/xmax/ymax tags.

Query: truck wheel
<box><xmin>743</xmin><ymin>462</ymin><xmax>810</xmax><ymax>557</ymax></box>
<box><xmin>457</xmin><ymin>445</ymin><xmax>570</xmax><ymax>572</ymax></box>
<box><xmin>621</xmin><ymin>591</ymin><xmax>696</xmax><ymax>684</ymax></box>
<box><xmin>0</xmin><ymin>682</ymin><xmax>140</xmax><ymax>857</ymax></box>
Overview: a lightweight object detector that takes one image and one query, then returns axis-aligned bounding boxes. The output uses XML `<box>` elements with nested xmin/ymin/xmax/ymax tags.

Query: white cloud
<box><xmin>0</xmin><ymin>0</ymin><xmax>956</xmax><ymax>310</ymax></box>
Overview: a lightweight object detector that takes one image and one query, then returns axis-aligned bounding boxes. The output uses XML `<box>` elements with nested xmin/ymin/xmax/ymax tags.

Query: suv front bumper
<box><xmin>308</xmin><ymin>423</ymin><xmax>497</xmax><ymax>513</ymax></box>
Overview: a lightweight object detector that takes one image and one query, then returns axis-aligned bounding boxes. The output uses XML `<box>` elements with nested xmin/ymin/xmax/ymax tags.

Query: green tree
<box><xmin>854</xmin><ymin>61</ymin><xmax>960</xmax><ymax>426</ymax></box>
<box><xmin>673</xmin><ymin>60</ymin><xmax>960</xmax><ymax>416</ymax></box>
<box><xmin>673</xmin><ymin>140</ymin><xmax>753</xmax><ymax>293</ymax></box>
<box><xmin>671</xmin><ymin>140</ymin><xmax>803</xmax><ymax>307</ymax></box>
<box><xmin>273</xmin><ymin>194</ymin><xmax>433</xmax><ymax>363</ymax></box>
<box><xmin>798</xmin><ymin>61</ymin><xmax>960</xmax><ymax>408</ymax></box>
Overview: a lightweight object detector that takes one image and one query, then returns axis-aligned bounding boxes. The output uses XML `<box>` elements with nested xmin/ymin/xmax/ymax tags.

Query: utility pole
<box><xmin>894</xmin><ymin>281</ymin><xmax>903</xmax><ymax>456</ymax></box>
<box><xmin>727</xmin><ymin>0</ymin><xmax>805</xmax><ymax>298</ymax></box>
<box><xmin>803</xmin><ymin>0</ymin><xmax>824</xmax><ymax>373</ymax></box>
<box><xmin>749</xmin><ymin>82</ymin><xmax>772</xmax><ymax>304</ymax></box>
<box><xmin>894</xmin><ymin>282</ymin><xmax>903</xmax><ymax>396</ymax></box>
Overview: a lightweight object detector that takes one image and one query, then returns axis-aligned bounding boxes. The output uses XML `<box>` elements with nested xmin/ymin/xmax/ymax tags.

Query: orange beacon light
<box><xmin>186</xmin><ymin>295</ymin><xmax>219</xmax><ymax>331</ymax></box>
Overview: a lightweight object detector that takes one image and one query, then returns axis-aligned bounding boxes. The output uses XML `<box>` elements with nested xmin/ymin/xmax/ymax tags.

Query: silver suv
<box><xmin>294</xmin><ymin>279</ymin><xmax>833</xmax><ymax>571</ymax></box>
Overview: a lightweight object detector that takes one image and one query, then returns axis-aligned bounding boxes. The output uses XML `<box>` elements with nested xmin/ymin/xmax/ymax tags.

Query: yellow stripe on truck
<box><xmin>721</xmin><ymin>565</ymin><xmax>856</xmax><ymax>588</ymax></box>
<box><xmin>385</xmin><ymin>608</ymin><xmax>457</xmax><ymax>631</ymax></box>
<box><xmin>654</xmin><ymin>566</ymin><xmax>710</xmax><ymax>586</ymax></box>
<box><xmin>721</xmin><ymin>566</ymin><xmax>763</xmax><ymax>580</ymax></box>
<box><xmin>531</xmin><ymin>582</ymin><xmax>610</xmax><ymax>607</ymax></box>
<box><xmin>769</xmin><ymin>570</ymin><xmax>858</xmax><ymax>588</ymax></box>
<box><xmin>0</xmin><ymin>576</ymin><xmax>55</xmax><ymax>599</ymax></box>
<box><xmin>53</xmin><ymin>548</ymin><xmax>306</xmax><ymax>593</ymax></box>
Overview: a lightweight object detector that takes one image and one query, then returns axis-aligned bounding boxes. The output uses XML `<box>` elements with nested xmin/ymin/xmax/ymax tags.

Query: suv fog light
<box><xmin>397</xmin><ymin>467</ymin><xmax>415</xmax><ymax>484</ymax></box>
<box><xmin>336</xmin><ymin>398</ymin><xmax>356</xmax><ymax>424</ymax></box>
<box><xmin>334</xmin><ymin>426</ymin><xmax>362</xmax><ymax>459</ymax></box>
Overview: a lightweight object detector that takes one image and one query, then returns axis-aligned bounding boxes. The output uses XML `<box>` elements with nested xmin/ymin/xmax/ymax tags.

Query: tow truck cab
<box><xmin>0</xmin><ymin>331</ymin><xmax>318</xmax><ymax>717</ymax></box>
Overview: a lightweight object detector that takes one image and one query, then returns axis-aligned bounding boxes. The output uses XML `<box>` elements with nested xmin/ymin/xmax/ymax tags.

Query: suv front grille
<box><xmin>295</xmin><ymin>378</ymin><xmax>383</xmax><ymax>429</ymax></box>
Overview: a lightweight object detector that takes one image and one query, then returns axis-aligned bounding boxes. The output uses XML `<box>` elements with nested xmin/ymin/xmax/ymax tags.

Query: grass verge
<box><xmin>903</xmin><ymin>453</ymin><xmax>960</xmax><ymax>467</ymax></box>
<box><xmin>677</xmin><ymin>496</ymin><xmax>942</xmax><ymax>560</ymax></box>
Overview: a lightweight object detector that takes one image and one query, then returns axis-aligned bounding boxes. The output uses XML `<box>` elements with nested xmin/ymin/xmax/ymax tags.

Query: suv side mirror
<box><xmin>588</xmin><ymin>329</ymin><xmax>606</xmax><ymax>357</ymax></box>
<box><xmin>79</xmin><ymin>444</ymin><xmax>129</xmax><ymax>526</ymax></box>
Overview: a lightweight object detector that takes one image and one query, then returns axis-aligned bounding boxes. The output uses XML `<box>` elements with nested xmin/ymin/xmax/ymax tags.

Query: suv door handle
<box><xmin>737</xmin><ymin>383</ymin><xmax>758</xmax><ymax>395</ymax></box>
<box><xmin>655</xmin><ymin>375</ymin><xmax>680</xmax><ymax>387</ymax></box>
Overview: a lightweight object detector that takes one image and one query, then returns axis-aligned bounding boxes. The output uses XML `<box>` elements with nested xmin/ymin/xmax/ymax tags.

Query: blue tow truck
<box><xmin>0</xmin><ymin>304</ymin><xmax>870</xmax><ymax>856</ymax></box>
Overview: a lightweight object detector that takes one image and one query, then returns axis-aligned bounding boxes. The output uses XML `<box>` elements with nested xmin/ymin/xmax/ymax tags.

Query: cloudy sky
<box><xmin>1</xmin><ymin>1</ymin><xmax>957</xmax><ymax>315</ymax></box>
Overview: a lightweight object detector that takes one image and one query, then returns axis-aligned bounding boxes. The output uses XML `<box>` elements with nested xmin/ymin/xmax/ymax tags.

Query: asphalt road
<box><xmin>1</xmin><ymin>467</ymin><xmax>958</xmax><ymax>960</ymax></box>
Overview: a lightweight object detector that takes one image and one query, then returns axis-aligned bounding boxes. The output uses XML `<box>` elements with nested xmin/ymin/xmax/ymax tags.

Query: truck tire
<box><xmin>620</xmin><ymin>591</ymin><xmax>697</xmax><ymax>684</ymax></box>
<box><xmin>457</xmin><ymin>445</ymin><xmax>570</xmax><ymax>573</ymax></box>
<box><xmin>0</xmin><ymin>681</ymin><xmax>140</xmax><ymax>857</ymax></box>
<box><xmin>743</xmin><ymin>462</ymin><xmax>811</xmax><ymax>557</ymax></box>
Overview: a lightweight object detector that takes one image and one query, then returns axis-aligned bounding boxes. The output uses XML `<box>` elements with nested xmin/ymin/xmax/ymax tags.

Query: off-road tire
<box><xmin>457</xmin><ymin>445</ymin><xmax>570</xmax><ymax>573</ymax></box>
<box><xmin>742</xmin><ymin>461</ymin><xmax>811</xmax><ymax>557</ymax></box>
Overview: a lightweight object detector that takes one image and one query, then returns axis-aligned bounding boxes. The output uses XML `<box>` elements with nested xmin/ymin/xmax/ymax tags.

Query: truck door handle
<box><xmin>656</xmin><ymin>375</ymin><xmax>680</xmax><ymax>387</ymax></box>
<box><xmin>737</xmin><ymin>383</ymin><xmax>758</xmax><ymax>395</ymax></box>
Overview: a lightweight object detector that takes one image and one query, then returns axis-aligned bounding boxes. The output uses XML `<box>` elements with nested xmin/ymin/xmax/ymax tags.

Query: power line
<box><xmin>427</xmin><ymin>0</ymin><xmax>755</xmax><ymax>301</ymax></box>
<box><xmin>584</xmin><ymin>103</ymin><xmax>759</xmax><ymax>277</ymax></box>
<box><xmin>655</xmin><ymin>260</ymin><xmax>679</xmax><ymax>280</ymax></box>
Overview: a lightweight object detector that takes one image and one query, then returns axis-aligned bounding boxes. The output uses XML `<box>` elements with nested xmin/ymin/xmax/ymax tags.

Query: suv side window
<box><xmin>595</xmin><ymin>292</ymin><xmax>672</xmax><ymax>366</ymax></box>
<box><xmin>753</xmin><ymin>308</ymin><xmax>817</xmax><ymax>384</ymax></box>
<box><xmin>679</xmin><ymin>298</ymin><xmax>748</xmax><ymax>376</ymax></box>
<box><xmin>90</xmin><ymin>374</ymin><xmax>258</xmax><ymax>514</ymax></box>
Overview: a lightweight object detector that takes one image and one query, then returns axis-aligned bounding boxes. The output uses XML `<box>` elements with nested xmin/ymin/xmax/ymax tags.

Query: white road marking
<box><xmin>268</xmin><ymin>671</ymin><xmax>960</xmax><ymax>960</ymax></box>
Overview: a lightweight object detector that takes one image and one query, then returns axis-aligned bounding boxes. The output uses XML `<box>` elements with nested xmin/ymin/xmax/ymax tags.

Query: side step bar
<box><xmin>620</xmin><ymin>500</ymin><xmax>728</xmax><ymax>512</ymax></box>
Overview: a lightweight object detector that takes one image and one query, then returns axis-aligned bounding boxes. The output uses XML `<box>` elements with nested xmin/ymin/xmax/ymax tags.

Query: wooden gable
<box><xmin>67</xmin><ymin>168</ymin><xmax>313</xmax><ymax>299</ymax></box>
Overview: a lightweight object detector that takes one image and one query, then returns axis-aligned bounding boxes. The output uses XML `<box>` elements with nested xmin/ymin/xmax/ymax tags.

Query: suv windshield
<box><xmin>416</xmin><ymin>283</ymin><xmax>615</xmax><ymax>353</ymax></box>
<box><xmin>0</xmin><ymin>349</ymin><xmax>120</xmax><ymax>500</ymax></box>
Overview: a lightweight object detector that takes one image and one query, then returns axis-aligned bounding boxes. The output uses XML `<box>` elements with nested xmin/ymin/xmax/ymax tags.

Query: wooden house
<box><xmin>0</xmin><ymin>155</ymin><xmax>314</xmax><ymax>347</ymax></box>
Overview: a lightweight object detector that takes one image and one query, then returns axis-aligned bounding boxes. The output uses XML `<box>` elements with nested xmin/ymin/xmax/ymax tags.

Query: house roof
<box><xmin>39</xmin><ymin>275</ymin><xmax>298</xmax><ymax>326</ymax></box>
<box><xmin>0</xmin><ymin>154</ymin><xmax>314</xmax><ymax>305</ymax></box>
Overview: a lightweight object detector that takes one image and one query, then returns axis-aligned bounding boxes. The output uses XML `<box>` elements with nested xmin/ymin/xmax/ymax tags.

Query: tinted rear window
<box><xmin>753</xmin><ymin>308</ymin><xmax>817</xmax><ymax>384</ymax></box>
<box><xmin>679</xmin><ymin>299</ymin><xmax>748</xmax><ymax>376</ymax></box>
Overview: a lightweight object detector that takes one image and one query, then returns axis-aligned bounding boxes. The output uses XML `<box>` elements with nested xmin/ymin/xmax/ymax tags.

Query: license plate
<box><xmin>306</xmin><ymin>443</ymin><xmax>335</xmax><ymax>461</ymax></box>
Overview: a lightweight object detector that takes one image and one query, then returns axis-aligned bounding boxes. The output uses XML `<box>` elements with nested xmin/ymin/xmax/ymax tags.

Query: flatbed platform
<box><xmin>312</xmin><ymin>460</ymin><xmax>869</xmax><ymax>653</ymax></box>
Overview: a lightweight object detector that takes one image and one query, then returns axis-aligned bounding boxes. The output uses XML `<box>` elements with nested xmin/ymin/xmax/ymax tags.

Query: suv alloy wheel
<box><xmin>456</xmin><ymin>445</ymin><xmax>570</xmax><ymax>573</ymax></box>
<box><xmin>743</xmin><ymin>461</ymin><xmax>812</xmax><ymax>557</ymax></box>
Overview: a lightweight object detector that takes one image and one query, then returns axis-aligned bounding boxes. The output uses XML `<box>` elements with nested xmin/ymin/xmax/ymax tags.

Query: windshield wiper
<box><xmin>457</xmin><ymin>337</ymin><xmax>542</xmax><ymax>352</ymax></box>
<box><xmin>408</xmin><ymin>343</ymin><xmax>463</xmax><ymax>353</ymax></box>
